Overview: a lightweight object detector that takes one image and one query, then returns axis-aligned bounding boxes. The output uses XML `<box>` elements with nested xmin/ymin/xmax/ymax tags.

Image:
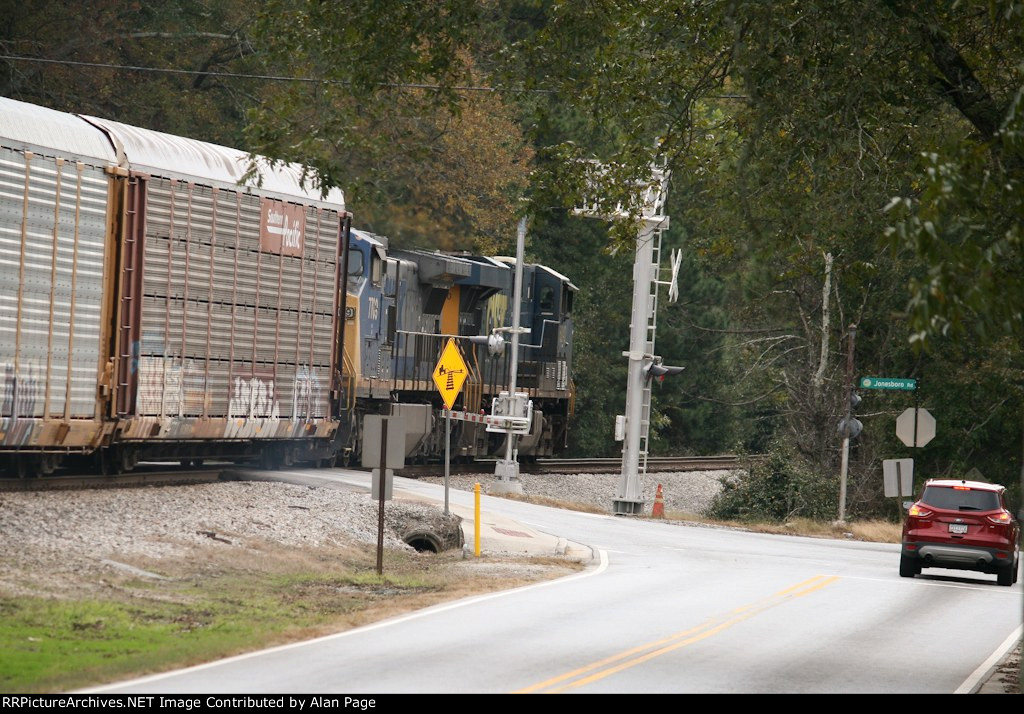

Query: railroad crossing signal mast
<box><xmin>575</xmin><ymin>162</ymin><xmax>681</xmax><ymax>514</ymax></box>
<box><xmin>490</xmin><ymin>217</ymin><xmax>531</xmax><ymax>494</ymax></box>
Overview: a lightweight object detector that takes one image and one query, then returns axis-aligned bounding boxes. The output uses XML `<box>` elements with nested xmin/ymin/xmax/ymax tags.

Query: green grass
<box><xmin>2</xmin><ymin>580</ymin><xmax>312</xmax><ymax>692</ymax></box>
<box><xmin>0</xmin><ymin>545</ymin><xmax>567</xmax><ymax>694</ymax></box>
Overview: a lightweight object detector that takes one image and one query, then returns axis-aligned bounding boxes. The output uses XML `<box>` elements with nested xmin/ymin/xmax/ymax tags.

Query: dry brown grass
<box><xmin>488</xmin><ymin>492</ymin><xmax>903</xmax><ymax>544</ymax></box>
<box><xmin>658</xmin><ymin>511</ymin><xmax>902</xmax><ymax>543</ymax></box>
<box><xmin>499</xmin><ymin>492</ymin><xmax>608</xmax><ymax>514</ymax></box>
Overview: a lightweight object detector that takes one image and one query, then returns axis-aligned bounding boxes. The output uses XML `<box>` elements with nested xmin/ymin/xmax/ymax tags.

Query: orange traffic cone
<box><xmin>652</xmin><ymin>483</ymin><xmax>665</xmax><ymax>518</ymax></box>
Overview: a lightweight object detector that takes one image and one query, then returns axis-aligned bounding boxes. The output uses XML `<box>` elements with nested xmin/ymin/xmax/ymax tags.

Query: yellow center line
<box><xmin>513</xmin><ymin>575</ymin><xmax>840</xmax><ymax>694</ymax></box>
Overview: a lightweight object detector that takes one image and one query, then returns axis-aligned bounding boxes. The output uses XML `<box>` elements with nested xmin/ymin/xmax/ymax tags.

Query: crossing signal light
<box><xmin>838</xmin><ymin>391</ymin><xmax>863</xmax><ymax>439</ymax></box>
<box><xmin>644</xmin><ymin>361</ymin><xmax>684</xmax><ymax>383</ymax></box>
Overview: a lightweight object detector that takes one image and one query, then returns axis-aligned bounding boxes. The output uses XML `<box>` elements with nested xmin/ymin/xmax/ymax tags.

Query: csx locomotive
<box><xmin>0</xmin><ymin>96</ymin><xmax>575</xmax><ymax>477</ymax></box>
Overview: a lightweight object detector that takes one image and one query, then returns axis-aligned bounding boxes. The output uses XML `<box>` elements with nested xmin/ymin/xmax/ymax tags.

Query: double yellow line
<box><xmin>514</xmin><ymin>575</ymin><xmax>840</xmax><ymax>694</ymax></box>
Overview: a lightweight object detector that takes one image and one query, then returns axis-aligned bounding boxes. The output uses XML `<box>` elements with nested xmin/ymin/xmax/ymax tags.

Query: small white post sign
<box><xmin>883</xmin><ymin>458</ymin><xmax>914</xmax><ymax>497</ymax></box>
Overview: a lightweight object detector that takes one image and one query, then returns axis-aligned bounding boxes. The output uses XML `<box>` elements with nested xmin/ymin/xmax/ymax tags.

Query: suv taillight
<box><xmin>986</xmin><ymin>512</ymin><xmax>1012</xmax><ymax>525</ymax></box>
<box><xmin>909</xmin><ymin>504</ymin><xmax>932</xmax><ymax>518</ymax></box>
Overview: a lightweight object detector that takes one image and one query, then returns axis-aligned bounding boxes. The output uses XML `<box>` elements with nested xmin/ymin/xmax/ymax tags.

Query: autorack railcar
<box><xmin>1</xmin><ymin>95</ymin><xmax>348</xmax><ymax>475</ymax></box>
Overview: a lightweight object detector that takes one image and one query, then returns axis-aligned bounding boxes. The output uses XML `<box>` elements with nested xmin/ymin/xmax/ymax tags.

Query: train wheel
<box><xmin>260</xmin><ymin>447</ymin><xmax>281</xmax><ymax>470</ymax></box>
<box><xmin>39</xmin><ymin>453</ymin><xmax>62</xmax><ymax>476</ymax></box>
<box><xmin>97</xmin><ymin>448</ymin><xmax>137</xmax><ymax>476</ymax></box>
<box><xmin>118</xmin><ymin>448</ymin><xmax>138</xmax><ymax>473</ymax></box>
<box><xmin>95</xmin><ymin>449</ymin><xmax>117</xmax><ymax>476</ymax></box>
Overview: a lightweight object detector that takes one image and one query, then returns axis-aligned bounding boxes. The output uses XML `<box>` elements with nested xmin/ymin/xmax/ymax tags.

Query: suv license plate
<box><xmin>949</xmin><ymin>523</ymin><xmax>968</xmax><ymax>534</ymax></box>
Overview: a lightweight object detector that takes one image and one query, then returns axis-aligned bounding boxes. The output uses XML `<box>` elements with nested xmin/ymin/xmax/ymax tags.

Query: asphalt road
<box><xmin>89</xmin><ymin>470</ymin><xmax>1023</xmax><ymax>694</ymax></box>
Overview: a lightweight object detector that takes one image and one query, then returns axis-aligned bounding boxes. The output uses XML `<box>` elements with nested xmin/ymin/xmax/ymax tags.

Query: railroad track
<box><xmin>0</xmin><ymin>466</ymin><xmax>227</xmax><ymax>491</ymax></box>
<box><xmin>3</xmin><ymin>455</ymin><xmax>751</xmax><ymax>488</ymax></box>
<box><xmin>396</xmin><ymin>455</ymin><xmax>748</xmax><ymax>477</ymax></box>
<box><xmin>532</xmin><ymin>455</ymin><xmax>747</xmax><ymax>474</ymax></box>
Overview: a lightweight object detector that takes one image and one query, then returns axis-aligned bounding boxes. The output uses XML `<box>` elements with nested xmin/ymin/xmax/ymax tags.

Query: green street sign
<box><xmin>859</xmin><ymin>377</ymin><xmax>917</xmax><ymax>391</ymax></box>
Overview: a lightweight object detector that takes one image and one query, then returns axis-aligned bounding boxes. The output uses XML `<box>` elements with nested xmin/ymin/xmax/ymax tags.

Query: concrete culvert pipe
<box><xmin>393</xmin><ymin>508</ymin><xmax>463</xmax><ymax>552</ymax></box>
<box><xmin>403</xmin><ymin>531</ymin><xmax>443</xmax><ymax>553</ymax></box>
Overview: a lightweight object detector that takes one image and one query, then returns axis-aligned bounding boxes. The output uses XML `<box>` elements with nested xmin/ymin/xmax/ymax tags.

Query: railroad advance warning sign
<box><xmin>433</xmin><ymin>338</ymin><xmax>468</xmax><ymax>410</ymax></box>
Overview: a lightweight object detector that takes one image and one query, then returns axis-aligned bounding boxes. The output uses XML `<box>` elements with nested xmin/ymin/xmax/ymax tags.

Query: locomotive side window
<box><xmin>348</xmin><ymin>250</ymin><xmax>364</xmax><ymax>276</ymax></box>
<box><xmin>563</xmin><ymin>288</ymin><xmax>574</xmax><ymax>314</ymax></box>
<box><xmin>386</xmin><ymin>306</ymin><xmax>397</xmax><ymax>344</ymax></box>
<box><xmin>385</xmin><ymin>259</ymin><xmax>398</xmax><ymax>295</ymax></box>
<box><xmin>539</xmin><ymin>286</ymin><xmax>555</xmax><ymax>313</ymax></box>
<box><xmin>371</xmin><ymin>252</ymin><xmax>383</xmax><ymax>285</ymax></box>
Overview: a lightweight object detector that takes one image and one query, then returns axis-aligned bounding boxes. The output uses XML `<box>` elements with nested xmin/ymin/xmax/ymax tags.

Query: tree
<box><xmin>11</xmin><ymin>0</ymin><xmax>1018</xmax><ymax>511</ymax></box>
<box><xmin>244</xmin><ymin>0</ymin><xmax>532</xmax><ymax>251</ymax></box>
<box><xmin>1</xmin><ymin>0</ymin><xmax>258</xmax><ymax>145</ymax></box>
<box><xmin>502</xmin><ymin>0</ymin><xmax>1022</xmax><ymax>506</ymax></box>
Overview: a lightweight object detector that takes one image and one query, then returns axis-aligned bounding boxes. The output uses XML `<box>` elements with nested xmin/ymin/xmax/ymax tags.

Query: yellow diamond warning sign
<box><xmin>432</xmin><ymin>338</ymin><xmax>469</xmax><ymax>410</ymax></box>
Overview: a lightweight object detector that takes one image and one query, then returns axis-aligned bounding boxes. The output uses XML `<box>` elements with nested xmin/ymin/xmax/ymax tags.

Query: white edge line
<box><xmin>78</xmin><ymin>549</ymin><xmax>610</xmax><ymax>693</ymax></box>
<box><xmin>834</xmin><ymin>573</ymin><xmax>1024</xmax><ymax>593</ymax></box>
<box><xmin>954</xmin><ymin>623</ymin><xmax>1022</xmax><ymax>694</ymax></box>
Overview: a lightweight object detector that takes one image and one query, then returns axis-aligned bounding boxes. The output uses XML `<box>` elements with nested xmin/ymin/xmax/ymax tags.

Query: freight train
<box><xmin>0</xmin><ymin>96</ymin><xmax>575</xmax><ymax>477</ymax></box>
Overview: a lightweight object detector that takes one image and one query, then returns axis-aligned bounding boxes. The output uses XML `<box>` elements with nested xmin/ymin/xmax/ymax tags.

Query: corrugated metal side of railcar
<box><xmin>114</xmin><ymin>176</ymin><xmax>343</xmax><ymax>445</ymax></box>
<box><xmin>0</xmin><ymin>99</ymin><xmax>120</xmax><ymax>453</ymax></box>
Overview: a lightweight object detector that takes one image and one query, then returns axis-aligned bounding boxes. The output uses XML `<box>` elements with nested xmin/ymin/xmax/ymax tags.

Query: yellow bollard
<box><xmin>474</xmin><ymin>482</ymin><xmax>481</xmax><ymax>557</ymax></box>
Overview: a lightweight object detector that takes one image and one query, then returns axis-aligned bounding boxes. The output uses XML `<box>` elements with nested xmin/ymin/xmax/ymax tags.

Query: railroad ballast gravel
<box><xmin>0</xmin><ymin>469</ymin><xmax>730</xmax><ymax>584</ymax></box>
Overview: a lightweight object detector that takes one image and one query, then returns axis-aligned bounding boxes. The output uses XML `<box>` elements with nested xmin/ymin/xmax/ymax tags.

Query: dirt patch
<box><xmin>988</xmin><ymin>641</ymin><xmax>1021</xmax><ymax>694</ymax></box>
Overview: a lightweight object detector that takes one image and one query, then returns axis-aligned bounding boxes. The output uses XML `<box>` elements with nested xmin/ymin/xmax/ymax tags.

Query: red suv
<box><xmin>901</xmin><ymin>479</ymin><xmax>1020</xmax><ymax>586</ymax></box>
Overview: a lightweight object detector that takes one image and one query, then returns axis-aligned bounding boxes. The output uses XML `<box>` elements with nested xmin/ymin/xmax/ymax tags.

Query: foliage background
<box><xmin>4</xmin><ymin>0</ymin><xmax>1021</xmax><ymax>520</ymax></box>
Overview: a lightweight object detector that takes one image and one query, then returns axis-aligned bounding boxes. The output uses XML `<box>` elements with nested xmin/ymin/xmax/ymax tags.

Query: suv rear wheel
<box><xmin>996</xmin><ymin>564</ymin><xmax>1013</xmax><ymax>587</ymax></box>
<box><xmin>899</xmin><ymin>555</ymin><xmax>920</xmax><ymax>578</ymax></box>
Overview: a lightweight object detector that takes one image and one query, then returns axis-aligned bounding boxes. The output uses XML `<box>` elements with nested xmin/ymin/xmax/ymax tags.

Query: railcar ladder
<box><xmin>115</xmin><ymin>177</ymin><xmax>146</xmax><ymax>416</ymax></box>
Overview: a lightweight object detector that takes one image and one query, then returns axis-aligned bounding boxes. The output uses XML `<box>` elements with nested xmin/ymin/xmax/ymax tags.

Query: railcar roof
<box><xmin>83</xmin><ymin>115</ymin><xmax>345</xmax><ymax>211</ymax></box>
<box><xmin>1</xmin><ymin>96</ymin><xmax>345</xmax><ymax>211</ymax></box>
<box><xmin>0</xmin><ymin>96</ymin><xmax>118</xmax><ymax>165</ymax></box>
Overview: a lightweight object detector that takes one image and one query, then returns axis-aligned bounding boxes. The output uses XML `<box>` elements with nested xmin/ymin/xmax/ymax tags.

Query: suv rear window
<box><xmin>921</xmin><ymin>485</ymin><xmax>1000</xmax><ymax>511</ymax></box>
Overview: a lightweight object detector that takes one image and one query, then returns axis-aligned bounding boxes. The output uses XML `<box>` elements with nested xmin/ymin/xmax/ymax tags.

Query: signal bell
<box><xmin>468</xmin><ymin>332</ymin><xmax>505</xmax><ymax>356</ymax></box>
